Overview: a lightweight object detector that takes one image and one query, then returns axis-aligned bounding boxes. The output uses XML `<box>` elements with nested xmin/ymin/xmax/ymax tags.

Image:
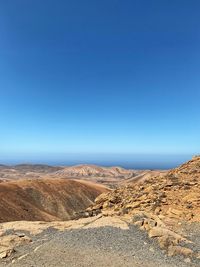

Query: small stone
<box><xmin>149</xmin><ymin>247</ymin><xmax>155</xmax><ymax>252</ymax></box>
<box><xmin>16</xmin><ymin>232</ymin><xmax>26</xmax><ymax>237</ymax></box>
<box><xmin>0</xmin><ymin>249</ymin><xmax>14</xmax><ymax>259</ymax></box>
<box><xmin>184</xmin><ymin>258</ymin><xmax>191</xmax><ymax>263</ymax></box>
<box><xmin>196</xmin><ymin>252</ymin><xmax>200</xmax><ymax>259</ymax></box>
<box><xmin>0</xmin><ymin>251</ymin><xmax>8</xmax><ymax>259</ymax></box>
<box><xmin>134</xmin><ymin>220</ymin><xmax>143</xmax><ymax>227</ymax></box>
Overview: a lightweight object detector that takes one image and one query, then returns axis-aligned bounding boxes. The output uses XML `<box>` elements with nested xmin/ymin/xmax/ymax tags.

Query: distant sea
<box><xmin>0</xmin><ymin>154</ymin><xmax>194</xmax><ymax>170</ymax></box>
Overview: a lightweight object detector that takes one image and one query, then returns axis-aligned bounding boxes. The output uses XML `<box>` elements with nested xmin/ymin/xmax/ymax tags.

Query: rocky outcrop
<box><xmin>130</xmin><ymin>212</ymin><xmax>193</xmax><ymax>257</ymax></box>
<box><xmin>88</xmin><ymin>156</ymin><xmax>200</xmax><ymax>220</ymax></box>
<box><xmin>85</xmin><ymin>156</ymin><xmax>200</xmax><ymax>257</ymax></box>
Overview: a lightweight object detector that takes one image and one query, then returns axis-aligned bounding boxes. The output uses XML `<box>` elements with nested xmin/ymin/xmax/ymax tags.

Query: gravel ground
<box><xmin>182</xmin><ymin>222</ymin><xmax>200</xmax><ymax>255</ymax></box>
<box><xmin>1</xmin><ymin>223</ymin><xmax>199</xmax><ymax>267</ymax></box>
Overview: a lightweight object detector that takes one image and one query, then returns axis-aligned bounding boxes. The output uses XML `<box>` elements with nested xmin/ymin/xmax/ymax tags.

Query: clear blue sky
<box><xmin>0</xmin><ymin>0</ymin><xmax>199</xmax><ymax>167</ymax></box>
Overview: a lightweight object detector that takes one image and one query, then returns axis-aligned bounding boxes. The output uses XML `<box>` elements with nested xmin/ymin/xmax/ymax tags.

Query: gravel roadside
<box><xmin>1</xmin><ymin>223</ymin><xmax>199</xmax><ymax>267</ymax></box>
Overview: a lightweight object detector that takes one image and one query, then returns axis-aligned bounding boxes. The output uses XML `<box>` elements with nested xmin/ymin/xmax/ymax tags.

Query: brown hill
<box><xmin>46</xmin><ymin>164</ymin><xmax>140</xmax><ymax>188</ymax></box>
<box><xmin>0</xmin><ymin>178</ymin><xmax>108</xmax><ymax>223</ymax></box>
<box><xmin>55</xmin><ymin>164</ymin><xmax>135</xmax><ymax>178</ymax></box>
<box><xmin>13</xmin><ymin>164</ymin><xmax>62</xmax><ymax>173</ymax></box>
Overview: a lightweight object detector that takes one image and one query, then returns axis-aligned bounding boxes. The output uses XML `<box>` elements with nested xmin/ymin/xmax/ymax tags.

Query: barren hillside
<box><xmin>54</xmin><ymin>164</ymin><xmax>135</xmax><ymax>177</ymax></box>
<box><xmin>0</xmin><ymin>178</ymin><xmax>108</xmax><ymax>222</ymax></box>
<box><xmin>0</xmin><ymin>164</ymin><xmax>62</xmax><ymax>181</ymax></box>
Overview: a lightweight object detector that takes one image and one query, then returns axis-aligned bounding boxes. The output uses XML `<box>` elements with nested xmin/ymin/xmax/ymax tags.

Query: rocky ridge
<box><xmin>85</xmin><ymin>156</ymin><xmax>200</xmax><ymax>258</ymax></box>
<box><xmin>45</xmin><ymin>164</ymin><xmax>139</xmax><ymax>188</ymax></box>
<box><xmin>52</xmin><ymin>164</ymin><xmax>135</xmax><ymax>178</ymax></box>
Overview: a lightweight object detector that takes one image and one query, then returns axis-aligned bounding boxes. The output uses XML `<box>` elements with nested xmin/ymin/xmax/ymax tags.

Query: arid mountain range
<box><xmin>0</xmin><ymin>164</ymin><xmax>165</xmax><ymax>187</ymax></box>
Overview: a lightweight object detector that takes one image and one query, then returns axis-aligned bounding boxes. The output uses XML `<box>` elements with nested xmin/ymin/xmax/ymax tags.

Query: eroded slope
<box><xmin>0</xmin><ymin>179</ymin><xmax>108</xmax><ymax>222</ymax></box>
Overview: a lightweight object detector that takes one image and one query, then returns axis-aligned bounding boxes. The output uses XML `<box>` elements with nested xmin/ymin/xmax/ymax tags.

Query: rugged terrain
<box><xmin>85</xmin><ymin>156</ymin><xmax>200</xmax><ymax>259</ymax></box>
<box><xmin>88</xmin><ymin>155</ymin><xmax>200</xmax><ymax>221</ymax></box>
<box><xmin>1</xmin><ymin>157</ymin><xmax>200</xmax><ymax>266</ymax></box>
<box><xmin>0</xmin><ymin>179</ymin><xmax>107</xmax><ymax>222</ymax></box>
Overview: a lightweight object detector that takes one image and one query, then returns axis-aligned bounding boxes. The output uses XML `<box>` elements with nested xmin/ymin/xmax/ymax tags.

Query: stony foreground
<box><xmin>0</xmin><ymin>216</ymin><xmax>199</xmax><ymax>267</ymax></box>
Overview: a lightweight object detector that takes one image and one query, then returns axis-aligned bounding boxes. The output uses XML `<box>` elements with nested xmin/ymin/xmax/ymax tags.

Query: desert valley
<box><xmin>0</xmin><ymin>156</ymin><xmax>200</xmax><ymax>266</ymax></box>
